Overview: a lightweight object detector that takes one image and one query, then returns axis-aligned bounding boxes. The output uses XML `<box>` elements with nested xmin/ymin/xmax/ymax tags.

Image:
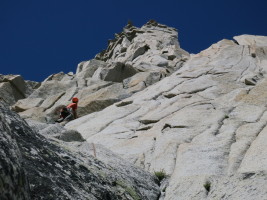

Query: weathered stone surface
<box><xmin>4</xmin><ymin>21</ymin><xmax>267</xmax><ymax>199</ymax></box>
<box><xmin>29</xmin><ymin>79</ymin><xmax>76</xmax><ymax>99</ymax></box>
<box><xmin>0</xmin><ymin>102</ymin><xmax>160</xmax><ymax>199</ymax></box>
<box><xmin>123</xmin><ymin>71</ymin><xmax>165</xmax><ymax>89</ymax></box>
<box><xmin>234</xmin><ymin>35</ymin><xmax>267</xmax><ymax>47</ymax></box>
<box><xmin>39</xmin><ymin>92</ymin><xmax>65</xmax><ymax>109</ymax></box>
<box><xmin>12</xmin><ymin>98</ymin><xmax>43</xmax><ymax>112</ymax></box>
<box><xmin>11</xmin><ymin>21</ymin><xmax>189</xmax><ymax>123</ymax></box>
<box><xmin>66</xmin><ymin>34</ymin><xmax>267</xmax><ymax>199</ymax></box>
<box><xmin>27</xmin><ymin>119</ymin><xmax>85</xmax><ymax>142</ymax></box>
<box><xmin>58</xmin><ymin>129</ymin><xmax>85</xmax><ymax>142</ymax></box>
<box><xmin>12</xmin><ymin>79</ymin><xmax>77</xmax><ymax>121</ymax></box>
<box><xmin>19</xmin><ymin>107</ymin><xmax>47</xmax><ymax>122</ymax></box>
<box><xmin>77</xmin><ymin>83</ymin><xmax>131</xmax><ymax>117</ymax></box>
<box><xmin>5</xmin><ymin>75</ymin><xmax>27</xmax><ymax>98</ymax></box>
<box><xmin>0</xmin><ymin>74</ymin><xmax>37</xmax><ymax>106</ymax></box>
<box><xmin>76</xmin><ymin>59</ymin><xmax>107</xmax><ymax>79</ymax></box>
<box><xmin>238</xmin><ymin>124</ymin><xmax>267</xmax><ymax>174</ymax></box>
<box><xmin>95</xmin><ymin>20</ymin><xmax>189</xmax><ymax>74</ymax></box>
<box><xmin>25</xmin><ymin>80</ymin><xmax>41</xmax><ymax>90</ymax></box>
<box><xmin>92</xmin><ymin>62</ymin><xmax>138</xmax><ymax>82</ymax></box>
<box><xmin>0</xmin><ymin>101</ymin><xmax>30</xmax><ymax>200</ymax></box>
<box><xmin>76</xmin><ymin>60</ymin><xmax>108</xmax><ymax>87</ymax></box>
<box><xmin>43</xmin><ymin>71</ymin><xmax>74</xmax><ymax>82</ymax></box>
<box><xmin>0</xmin><ymin>82</ymin><xmax>17</xmax><ymax>105</ymax></box>
<box><xmin>25</xmin><ymin>80</ymin><xmax>41</xmax><ymax>95</ymax></box>
<box><xmin>26</xmin><ymin>119</ymin><xmax>65</xmax><ymax>137</ymax></box>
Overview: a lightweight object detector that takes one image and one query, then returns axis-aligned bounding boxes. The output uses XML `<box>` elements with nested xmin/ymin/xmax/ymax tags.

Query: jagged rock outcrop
<box><xmin>0</xmin><ymin>100</ymin><xmax>160</xmax><ymax>199</ymax></box>
<box><xmin>95</xmin><ymin>20</ymin><xmax>189</xmax><ymax>69</ymax></box>
<box><xmin>11</xmin><ymin>21</ymin><xmax>189</xmax><ymax>122</ymax></box>
<box><xmin>0</xmin><ymin>74</ymin><xmax>40</xmax><ymax>106</ymax></box>
<box><xmin>66</xmin><ymin>35</ymin><xmax>267</xmax><ymax>199</ymax></box>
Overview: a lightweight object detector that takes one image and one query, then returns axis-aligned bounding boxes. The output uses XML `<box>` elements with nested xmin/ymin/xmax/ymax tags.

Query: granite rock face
<box><xmin>0</xmin><ymin>101</ymin><xmax>30</xmax><ymax>200</ymax></box>
<box><xmin>2</xmin><ymin>21</ymin><xmax>267</xmax><ymax>199</ymax></box>
<box><xmin>95</xmin><ymin>20</ymin><xmax>189</xmax><ymax>71</ymax></box>
<box><xmin>66</xmin><ymin>35</ymin><xmax>267</xmax><ymax>199</ymax></box>
<box><xmin>0</xmin><ymin>74</ymin><xmax>39</xmax><ymax>106</ymax></box>
<box><xmin>0</xmin><ymin>100</ymin><xmax>160</xmax><ymax>200</ymax></box>
<box><xmin>11</xmin><ymin>21</ymin><xmax>189</xmax><ymax>122</ymax></box>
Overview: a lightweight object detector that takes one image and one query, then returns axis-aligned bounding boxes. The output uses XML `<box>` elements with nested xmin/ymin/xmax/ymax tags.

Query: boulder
<box><xmin>0</xmin><ymin>74</ymin><xmax>36</xmax><ymax>106</ymax></box>
<box><xmin>27</xmin><ymin>120</ymin><xmax>85</xmax><ymax>142</ymax></box>
<box><xmin>4</xmin><ymin>75</ymin><xmax>27</xmax><ymax>98</ymax></box>
<box><xmin>0</xmin><ymin>82</ymin><xmax>17</xmax><ymax>105</ymax></box>
<box><xmin>57</xmin><ymin>129</ymin><xmax>85</xmax><ymax>142</ymax></box>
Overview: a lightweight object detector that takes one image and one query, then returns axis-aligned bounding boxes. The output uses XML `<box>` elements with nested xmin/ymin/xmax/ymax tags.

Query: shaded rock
<box><xmin>26</xmin><ymin>119</ymin><xmax>64</xmax><ymax>137</ymax></box>
<box><xmin>0</xmin><ymin>102</ymin><xmax>160</xmax><ymax>199</ymax></box>
<box><xmin>25</xmin><ymin>80</ymin><xmax>41</xmax><ymax>89</ymax></box>
<box><xmin>0</xmin><ymin>74</ymin><xmax>37</xmax><ymax>106</ymax></box>
<box><xmin>0</xmin><ymin>82</ymin><xmax>17</xmax><ymax>105</ymax></box>
<box><xmin>130</xmin><ymin>43</ymin><xmax>150</xmax><ymax>61</ymax></box>
<box><xmin>4</xmin><ymin>75</ymin><xmax>27</xmax><ymax>98</ymax></box>
<box><xmin>25</xmin><ymin>80</ymin><xmax>41</xmax><ymax>95</ymax></box>
<box><xmin>93</xmin><ymin>62</ymin><xmax>138</xmax><ymax>82</ymax></box>
<box><xmin>244</xmin><ymin>78</ymin><xmax>256</xmax><ymax>85</ymax></box>
<box><xmin>58</xmin><ymin>129</ymin><xmax>85</xmax><ymax>142</ymax></box>
<box><xmin>76</xmin><ymin>59</ymin><xmax>107</xmax><ymax>80</ymax></box>
<box><xmin>0</xmin><ymin>102</ymin><xmax>30</xmax><ymax>200</ymax></box>
<box><xmin>68</xmin><ymin>142</ymin><xmax>160</xmax><ymax>200</ymax></box>
<box><xmin>27</xmin><ymin>119</ymin><xmax>85</xmax><ymax>142</ymax></box>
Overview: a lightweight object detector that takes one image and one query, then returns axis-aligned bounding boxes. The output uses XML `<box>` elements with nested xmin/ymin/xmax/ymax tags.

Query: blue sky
<box><xmin>1</xmin><ymin>0</ymin><xmax>267</xmax><ymax>82</ymax></box>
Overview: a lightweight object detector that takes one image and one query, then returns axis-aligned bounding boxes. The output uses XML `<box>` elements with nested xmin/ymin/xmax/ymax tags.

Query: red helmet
<box><xmin>72</xmin><ymin>97</ymin><xmax>79</xmax><ymax>103</ymax></box>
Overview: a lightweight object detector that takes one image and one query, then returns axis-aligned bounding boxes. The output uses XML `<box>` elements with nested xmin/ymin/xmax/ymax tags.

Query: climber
<box><xmin>55</xmin><ymin>97</ymin><xmax>79</xmax><ymax>123</ymax></box>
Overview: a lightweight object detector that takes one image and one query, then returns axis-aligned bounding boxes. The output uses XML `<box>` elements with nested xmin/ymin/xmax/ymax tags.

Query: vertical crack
<box><xmin>43</xmin><ymin>92</ymin><xmax>66</xmax><ymax>111</ymax></box>
<box><xmin>227</xmin><ymin>108</ymin><xmax>267</xmax><ymax>174</ymax></box>
<box><xmin>214</xmin><ymin>107</ymin><xmax>235</xmax><ymax>136</ymax></box>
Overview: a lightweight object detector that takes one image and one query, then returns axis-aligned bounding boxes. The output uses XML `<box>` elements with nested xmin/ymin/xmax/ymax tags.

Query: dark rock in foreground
<box><xmin>0</xmin><ymin>101</ymin><xmax>160</xmax><ymax>200</ymax></box>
